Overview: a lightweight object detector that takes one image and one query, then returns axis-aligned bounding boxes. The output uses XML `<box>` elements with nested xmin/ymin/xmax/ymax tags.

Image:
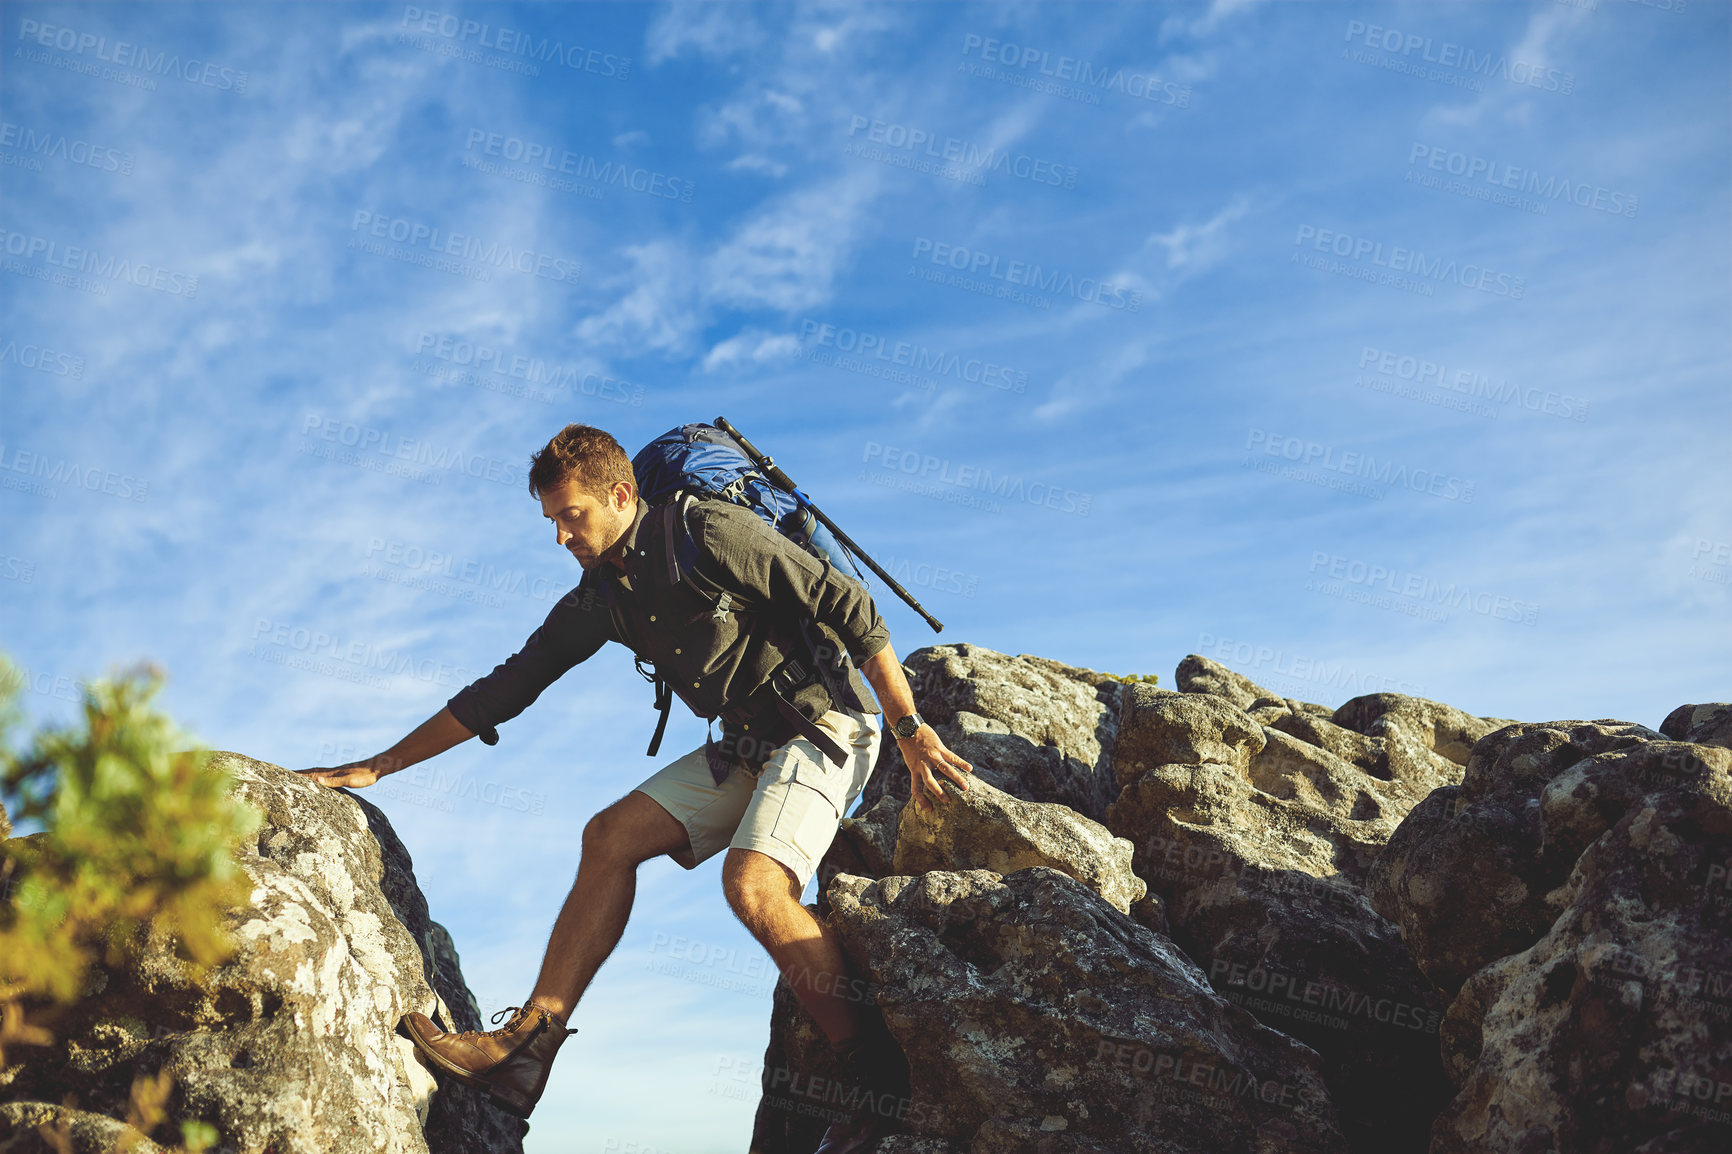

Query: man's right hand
<box><xmin>297</xmin><ymin>761</ymin><xmax>389</xmax><ymax>789</ymax></box>
<box><xmin>294</xmin><ymin>708</ymin><xmax>477</xmax><ymax>793</ymax></box>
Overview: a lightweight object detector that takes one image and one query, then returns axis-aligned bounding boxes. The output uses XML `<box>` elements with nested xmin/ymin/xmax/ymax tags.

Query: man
<box><xmin>299</xmin><ymin>423</ymin><xmax>971</xmax><ymax>1150</ymax></box>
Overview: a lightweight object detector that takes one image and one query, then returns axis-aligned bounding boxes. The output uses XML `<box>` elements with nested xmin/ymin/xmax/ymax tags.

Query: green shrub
<box><xmin>0</xmin><ymin>656</ymin><xmax>260</xmax><ymax>1152</ymax></box>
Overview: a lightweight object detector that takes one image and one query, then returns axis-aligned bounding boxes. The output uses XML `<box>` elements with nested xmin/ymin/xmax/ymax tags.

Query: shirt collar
<box><xmin>606</xmin><ymin>497</ymin><xmax>651</xmax><ymax>580</ymax></box>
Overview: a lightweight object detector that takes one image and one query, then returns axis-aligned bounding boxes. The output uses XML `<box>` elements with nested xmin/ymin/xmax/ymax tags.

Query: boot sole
<box><xmin>403</xmin><ymin>1019</ymin><xmax>540</xmax><ymax>1118</ymax></box>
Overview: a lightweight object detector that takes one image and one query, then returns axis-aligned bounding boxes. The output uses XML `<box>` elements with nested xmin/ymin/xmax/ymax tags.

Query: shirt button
<box><xmin>649</xmin><ymin>615</ymin><xmax>656</xmax><ymax>621</ymax></box>
<box><xmin>692</xmin><ymin>681</ymin><xmax>700</xmax><ymax>688</ymax></box>
<box><xmin>674</xmin><ymin>648</ymin><xmax>681</xmax><ymax>655</ymax></box>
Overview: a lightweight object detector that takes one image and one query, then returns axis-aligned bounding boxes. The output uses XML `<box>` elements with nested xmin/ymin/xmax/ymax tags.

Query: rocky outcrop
<box><xmin>761</xmin><ymin>648</ymin><xmax>1732</xmax><ymax>1154</ymax></box>
<box><xmin>0</xmin><ymin>754</ymin><xmax>523</xmax><ymax>1154</ymax></box>
<box><xmin>1366</xmin><ymin>720</ymin><xmax>1662</xmax><ymax>992</ymax></box>
<box><xmin>1368</xmin><ymin>716</ymin><xmax>1732</xmax><ymax>1152</ymax></box>
<box><xmin>1431</xmin><ymin>784</ymin><xmax>1732</xmax><ymax>1153</ymax></box>
<box><xmin>1103</xmin><ymin>656</ymin><xmax>1497</xmax><ymax>1153</ymax></box>
<box><xmin>860</xmin><ymin>646</ymin><xmax>1124</xmax><ymax>821</ymax></box>
<box><xmin>894</xmin><ymin>777</ymin><xmax>1144</xmax><ymax>914</ymax></box>
<box><xmin>829</xmin><ymin>868</ymin><xmax>1347</xmax><ymax>1153</ymax></box>
<box><xmin>1661</xmin><ymin>701</ymin><xmax>1732</xmax><ymax>750</ymax></box>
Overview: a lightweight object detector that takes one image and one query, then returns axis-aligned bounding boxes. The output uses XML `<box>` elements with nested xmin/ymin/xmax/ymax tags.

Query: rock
<box><xmin>860</xmin><ymin>646</ymin><xmax>1123</xmax><ymax>821</ymax></box>
<box><xmin>1107</xmin><ymin>657</ymin><xmax>1482</xmax><ymax>1154</ymax></box>
<box><xmin>1165</xmin><ymin>867</ymin><xmax>1453</xmax><ymax>1154</ymax></box>
<box><xmin>0</xmin><ymin>1102</ymin><xmax>164</xmax><ymax>1154</ymax></box>
<box><xmin>1430</xmin><ymin>781</ymin><xmax>1732</xmax><ymax>1153</ymax></box>
<box><xmin>816</xmin><ymin>794</ymin><xmax>902</xmax><ymax>914</ymax></box>
<box><xmin>1660</xmin><ymin>702</ymin><xmax>1732</xmax><ymax>750</ymax></box>
<box><xmin>1</xmin><ymin>797</ymin><xmax>10</xmax><ymax>841</ymax></box>
<box><xmin>1113</xmin><ymin>685</ymin><xmax>1265</xmax><ymax>782</ymax></box>
<box><xmin>1174</xmin><ymin>653</ymin><xmax>1279</xmax><ymax>710</ymax></box>
<box><xmin>0</xmin><ymin>753</ymin><xmax>523</xmax><ymax>1154</ymax></box>
<box><xmin>1106</xmin><ymin>760</ymin><xmax>1386</xmax><ymax>885</ymax></box>
<box><xmin>827</xmin><ymin>868</ymin><xmax>1348</xmax><ymax>1153</ymax></box>
<box><xmin>893</xmin><ymin>777</ymin><xmax>1144</xmax><ymax>914</ymax></box>
<box><xmin>1332</xmin><ymin>693</ymin><xmax>1513</xmax><ymax>767</ymax></box>
<box><xmin>1366</xmin><ymin>721</ymin><xmax>1672</xmax><ymax>992</ymax></box>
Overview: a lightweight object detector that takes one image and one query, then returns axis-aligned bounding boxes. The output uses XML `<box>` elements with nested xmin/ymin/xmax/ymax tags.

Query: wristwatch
<box><xmin>890</xmin><ymin>712</ymin><xmax>925</xmax><ymax>741</ymax></box>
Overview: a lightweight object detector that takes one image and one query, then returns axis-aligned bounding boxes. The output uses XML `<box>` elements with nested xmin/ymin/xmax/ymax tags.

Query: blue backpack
<box><xmin>631</xmin><ymin>421</ymin><xmax>864</xmax><ymax>586</ymax></box>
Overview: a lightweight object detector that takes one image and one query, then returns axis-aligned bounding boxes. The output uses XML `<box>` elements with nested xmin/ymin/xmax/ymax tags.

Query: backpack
<box><xmin>625</xmin><ymin>422</ymin><xmax>870</xmax><ymax>759</ymax></box>
<box><xmin>632</xmin><ymin>422</ymin><xmax>865</xmax><ymax>585</ymax></box>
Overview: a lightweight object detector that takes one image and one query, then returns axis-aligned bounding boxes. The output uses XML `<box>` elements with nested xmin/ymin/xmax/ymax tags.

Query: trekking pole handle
<box><xmin>715</xmin><ymin>416</ymin><xmax>945</xmax><ymax>633</ymax></box>
<box><xmin>714</xmin><ymin>417</ymin><xmax>798</xmax><ymax>493</ymax></box>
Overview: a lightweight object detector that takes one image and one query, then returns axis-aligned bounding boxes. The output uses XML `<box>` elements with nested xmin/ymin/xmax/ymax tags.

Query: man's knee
<box><xmin>581</xmin><ymin>800</ymin><xmax>644</xmax><ymax>864</ymax></box>
<box><xmin>722</xmin><ymin>849</ymin><xmax>799</xmax><ymax>922</ymax></box>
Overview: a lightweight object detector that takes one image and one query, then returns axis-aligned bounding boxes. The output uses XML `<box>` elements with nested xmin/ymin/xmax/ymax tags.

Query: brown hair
<box><xmin>527</xmin><ymin>424</ymin><xmax>636</xmax><ymax>501</ymax></box>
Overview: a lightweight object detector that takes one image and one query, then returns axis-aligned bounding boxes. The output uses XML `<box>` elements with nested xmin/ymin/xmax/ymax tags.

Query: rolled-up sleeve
<box><xmin>698</xmin><ymin>503</ymin><xmax>891</xmax><ymax>665</ymax></box>
<box><xmin>446</xmin><ymin>581</ymin><xmax>618</xmax><ymax>744</ymax></box>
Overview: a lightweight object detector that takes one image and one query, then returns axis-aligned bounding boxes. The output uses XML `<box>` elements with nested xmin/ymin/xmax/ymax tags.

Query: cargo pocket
<box><xmin>759</xmin><ymin>748</ymin><xmax>847</xmax><ymax>872</ymax></box>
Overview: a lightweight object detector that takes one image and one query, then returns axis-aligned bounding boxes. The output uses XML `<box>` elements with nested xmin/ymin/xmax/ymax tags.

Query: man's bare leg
<box><xmin>527</xmin><ymin>790</ymin><xmax>691</xmax><ymax>1024</ymax></box>
<box><xmin>721</xmin><ymin>847</ymin><xmax>864</xmax><ymax>1047</ymax></box>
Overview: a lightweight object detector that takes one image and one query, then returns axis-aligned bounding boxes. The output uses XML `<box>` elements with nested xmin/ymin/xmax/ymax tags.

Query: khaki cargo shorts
<box><xmin>633</xmin><ymin>707</ymin><xmax>880</xmax><ymax>889</ymax></box>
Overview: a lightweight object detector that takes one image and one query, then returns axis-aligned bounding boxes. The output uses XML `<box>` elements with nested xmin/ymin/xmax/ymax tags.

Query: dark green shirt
<box><xmin>446</xmin><ymin>497</ymin><xmax>889</xmax><ymax>780</ymax></box>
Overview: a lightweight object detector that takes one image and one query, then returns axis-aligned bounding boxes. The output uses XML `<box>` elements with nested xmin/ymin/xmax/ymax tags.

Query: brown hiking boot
<box><xmin>402</xmin><ymin>1002</ymin><xmax>576</xmax><ymax>1118</ymax></box>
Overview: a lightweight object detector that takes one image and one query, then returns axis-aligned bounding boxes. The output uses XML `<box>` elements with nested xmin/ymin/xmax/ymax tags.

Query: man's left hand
<box><xmin>900</xmin><ymin>727</ymin><xmax>972</xmax><ymax>812</ymax></box>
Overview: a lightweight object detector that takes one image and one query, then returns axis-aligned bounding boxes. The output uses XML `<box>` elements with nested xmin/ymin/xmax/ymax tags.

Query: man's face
<box><xmin>541</xmin><ymin>478</ymin><xmax>635</xmax><ymax>570</ymax></box>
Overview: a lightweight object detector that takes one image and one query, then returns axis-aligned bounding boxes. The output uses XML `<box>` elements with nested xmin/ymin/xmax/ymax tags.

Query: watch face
<box><xmin>894</xmin><ymin>714</ymin><xmax>920</xmax><ymax>739</ymax></box>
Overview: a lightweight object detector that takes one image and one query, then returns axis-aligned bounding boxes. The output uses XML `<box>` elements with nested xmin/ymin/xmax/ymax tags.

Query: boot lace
<box><xmin>487</xmin><ymin>1004</ymin><xmax>577</xmax><ymax>1036</ymax></box>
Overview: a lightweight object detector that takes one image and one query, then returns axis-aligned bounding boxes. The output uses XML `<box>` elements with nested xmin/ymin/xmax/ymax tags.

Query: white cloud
<box><xmin>573</xmin><ymin>240</ymin><xmax>707</xmax><ymax>354</ymax></box>
<box><xmin>701</xmin><ymin>330</ymin><xmax>801</xmax><ymax>372</ymax></box>
<box><xmin>703</xmin><ymin>171</ymin><xmax>881</xmax><ymax>311</ymax></box>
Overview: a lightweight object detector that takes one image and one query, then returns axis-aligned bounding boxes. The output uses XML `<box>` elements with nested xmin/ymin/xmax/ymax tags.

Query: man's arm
<box><xmin>858</xmin><ymin>643</ymin><xmax>972</xmax><ymax>812</ymax></box>
<box><xmin>298</xmin><ymin>706</ymin><xmax>475</xmax><ymax>789</ymax></box>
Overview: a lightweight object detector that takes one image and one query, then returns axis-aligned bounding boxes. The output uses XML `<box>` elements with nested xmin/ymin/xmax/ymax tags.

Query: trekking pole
<box><xmin>714</xmin><ymin>416</ymin><xmax>944</xmax><ymax>633</ymax></box>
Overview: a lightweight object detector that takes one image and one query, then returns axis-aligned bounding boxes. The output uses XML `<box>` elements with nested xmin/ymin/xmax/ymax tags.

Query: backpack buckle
<box><xmin>712</xmin><ymin>591</ymin><xmax>733</xmax><ymax>622</ymax></box>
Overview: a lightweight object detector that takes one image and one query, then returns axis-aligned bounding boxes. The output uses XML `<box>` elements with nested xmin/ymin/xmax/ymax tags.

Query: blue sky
<box><xmin>1</xmin><ymin>0</ymin><xmax>1726</xmax><ymax>1149</ymax></box>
